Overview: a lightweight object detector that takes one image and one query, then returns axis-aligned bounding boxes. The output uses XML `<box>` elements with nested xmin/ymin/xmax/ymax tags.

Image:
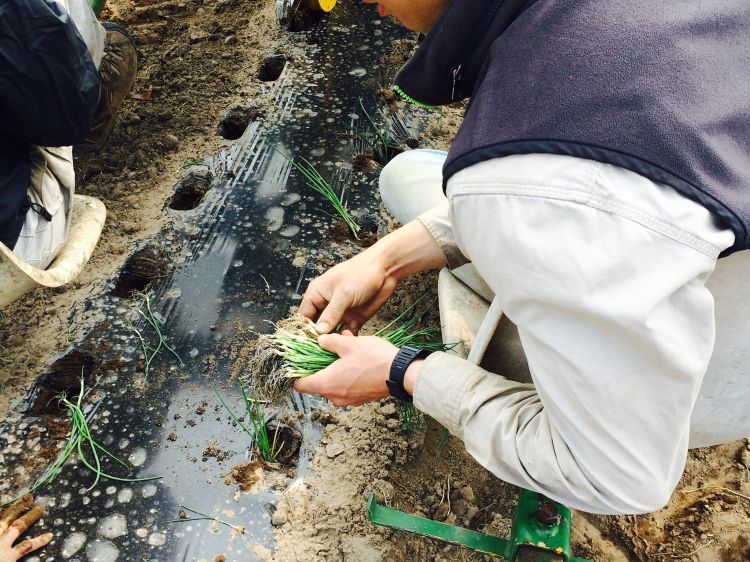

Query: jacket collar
<box><xmin>394</xmin><ymin>0</ymin><xmax>533</xmax><ymax>107</ymax></box>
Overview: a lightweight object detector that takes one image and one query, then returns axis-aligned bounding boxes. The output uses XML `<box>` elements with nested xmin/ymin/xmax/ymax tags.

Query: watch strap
<box><xmin>387</xmin><ymin>345</ymin><xmax>431</xmax><ymax>403</ymax></box>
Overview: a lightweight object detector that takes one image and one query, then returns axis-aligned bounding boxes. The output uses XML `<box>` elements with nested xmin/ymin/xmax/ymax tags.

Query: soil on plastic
<box><xmin>224</xmin><ymin>460</ymin><xmax>264</xmax><ymax>492</ymax></box>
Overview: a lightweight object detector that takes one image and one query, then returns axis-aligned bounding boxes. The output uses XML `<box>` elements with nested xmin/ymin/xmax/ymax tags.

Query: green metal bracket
<box><xmin>367</xmin><ymin>495</ymin><xmax>510</xmax><ymax>558</ymax></box>
<box><xmin>367</xmin><ymin>489</ymin><xmax>591</xmax><ymax>562</ymax></box>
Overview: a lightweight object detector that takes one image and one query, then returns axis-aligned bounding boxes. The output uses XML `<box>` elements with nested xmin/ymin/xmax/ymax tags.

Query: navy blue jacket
<box><xmin>395</xmin><ymin>0</ymin><xmax>750</xmax><ymax>255</ymax></box>
<box><xmin>0</xmin><ymin>0</ymin><xmax>99</xmax><ymax>249</ymax></box>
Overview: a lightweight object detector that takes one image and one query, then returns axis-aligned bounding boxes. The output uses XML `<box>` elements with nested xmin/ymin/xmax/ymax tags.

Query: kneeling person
<box><xmin>0</xmin><ymin>0</ymin><xmax>137</xmax><ymax>269</ymax></box>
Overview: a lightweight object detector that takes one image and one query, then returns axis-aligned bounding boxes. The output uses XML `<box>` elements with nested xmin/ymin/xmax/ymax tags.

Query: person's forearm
<box><xmin>369</xmin><ymin>219</ymin><xmax>447</xmax><ymax>282</ymax></box>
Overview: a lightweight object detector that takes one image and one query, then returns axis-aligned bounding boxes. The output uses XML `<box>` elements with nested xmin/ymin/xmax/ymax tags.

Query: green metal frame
<box><xmin>367</xmin><ymin>489</ymin><xmax>590</xmax><ymax>562</ymax></box>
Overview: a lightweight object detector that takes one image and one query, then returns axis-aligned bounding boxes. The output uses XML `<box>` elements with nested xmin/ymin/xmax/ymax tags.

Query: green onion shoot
<box><xmin>270</xmin><ymin>144</ymin><xmax>360</xmax><ymax>239</ymax></box>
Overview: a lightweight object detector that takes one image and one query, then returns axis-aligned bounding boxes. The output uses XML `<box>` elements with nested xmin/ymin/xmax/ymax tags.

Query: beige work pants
<box><xmin>11</xmin><ymin>0</ymin><xmax>104</xmax><ymax>269</ymax></box>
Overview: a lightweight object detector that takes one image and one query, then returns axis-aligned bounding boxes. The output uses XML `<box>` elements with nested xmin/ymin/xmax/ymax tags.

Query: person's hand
<box><xmin>299</xmin><ymin>250</ymin><xmax>399</xmax><ymax>334</ymax></box>
<box><xmin>294</xmin><ymin>333</ymin><xmax>399</xmax><ymax>406</ymax></box>
<box><xmin>0</xmin><ymin>495</ymin><xmax>53</xmax><ymax>562</ymax></box>
<box><xmin>300</xmin><ymin>220</ymin><xmax>448</xmax><ymax>334</ymax></box>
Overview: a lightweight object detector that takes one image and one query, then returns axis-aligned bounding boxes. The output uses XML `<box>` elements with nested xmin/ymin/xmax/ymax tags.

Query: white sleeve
<box><xmin>414</xmin><ymin>185</ymin><xmax>722</xmax><ymax>515</ymax></box>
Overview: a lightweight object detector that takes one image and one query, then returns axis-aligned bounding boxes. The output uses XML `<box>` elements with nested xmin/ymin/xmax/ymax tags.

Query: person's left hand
<box><xmin>294</xmin><ymin>333</ymin><xmax>399</xmax><ymax>407</ymax></box>
<box><xmin>0</xmin><ymin>495</ymin><xmax>53</xmax><ymax>562</ymax></box>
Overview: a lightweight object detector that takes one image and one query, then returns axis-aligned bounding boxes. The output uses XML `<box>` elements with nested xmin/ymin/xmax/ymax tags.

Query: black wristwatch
<box><xmin>387</xmin><ymin>345</ymin><xmax>432</xmax><ymax>403</ymax></box>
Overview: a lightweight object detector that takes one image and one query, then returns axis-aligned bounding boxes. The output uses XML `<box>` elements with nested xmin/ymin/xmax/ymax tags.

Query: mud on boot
<box><xmin>77</xmin><ymin>22</ymin><xmax>138</xmax><ymax>153</ymax></box>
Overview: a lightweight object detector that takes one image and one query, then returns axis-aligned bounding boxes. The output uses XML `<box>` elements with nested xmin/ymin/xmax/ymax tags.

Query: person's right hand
<box><xmin>299</xmin><ymin>249</ymin><xmax>399</xmax><ymax>334</ymax></box>
<box><xmin>0</xmin><ymin>495</ymin><xmax>53</xmax><ymax>562</ymax></box>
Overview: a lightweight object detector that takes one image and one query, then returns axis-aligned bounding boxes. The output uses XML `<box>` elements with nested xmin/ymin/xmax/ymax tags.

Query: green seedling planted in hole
<box><xmin>127</xmin><ymin>292</ymin><xmax>183</xmax><ymax>381</ymax></box>
<box><xmin>355</xmin><ymin>98</ymin><xmax>391</xmax><ymax>165</ymax></box>
<box><xmin>397</xmin><ymin>401</ymin><xmax>423</xmax><ymax>434</ymax></box>
<box><xmin>215</xmin><ymin>384</ymin><xmax>283</xmax><ymax>463</ymax></box>
<box><xmin>270</xmin><ymin>144</ymin><xmax>360</xmax><ymax>239</ymax></box>
<box><xmin>3</xmin><ymin>380</ymin><xmax>161</xmax><ymax>505</ymax></box>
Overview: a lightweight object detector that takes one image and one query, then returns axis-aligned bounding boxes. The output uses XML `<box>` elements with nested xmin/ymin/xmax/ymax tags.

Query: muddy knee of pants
<box><xmin>12</xmin><ymin>147</ymin><xmax>75</xmax><ymax>270</ymax></box>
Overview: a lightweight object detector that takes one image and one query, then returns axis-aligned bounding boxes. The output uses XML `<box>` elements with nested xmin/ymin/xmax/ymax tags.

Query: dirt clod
<box><xmin>225</xmin><ymin>460</ymin><xmax>263</xmax><ymax>492</ymax></box>
<box><xmin>202</xmin><ymin>442</ymin><xmax>229</xmax><ymax>462</ymax></box>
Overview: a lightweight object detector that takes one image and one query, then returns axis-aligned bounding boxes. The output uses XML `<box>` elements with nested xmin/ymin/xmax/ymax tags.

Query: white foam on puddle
<box><xmin>61</xmin><ymin>532</ymin><xmax>87</xmax><ymax>558</ymax></box>
<box><xmin>279</xmin><ymin>225</ymin><xmax>300</xmax><ymax>238</ymax></box>
<box><xmin>85</xmin><ymin>538</ymin><xmax>119</xmax><ymax>562</ymax></box>
<box><xmin>281</xmin><ymin>193</ymin><xmax>301</xmax><ymax>206</ymax></box>
<box><xmin>128</xmin><ymin>447</ymin><xmax>147</xmax><ymax>467</ymax></box>
<box><xmin>148</xmin><ymin>532</ymin><xmax>167</xmax><ymax>546</ymax></box>
<box><xmin>98</xmin><ymin>513</ymin><xmax>127</xmax><ymax>539</ymax></box>
<box><xmin>117</xmin><ymin>487</ymin><xmax>133</xmax><ymax>504</ymax></box>
<box><xmin>265</xmin><ymin>207</ymin><xmax>285</xmax><ymax>231</ymax></box>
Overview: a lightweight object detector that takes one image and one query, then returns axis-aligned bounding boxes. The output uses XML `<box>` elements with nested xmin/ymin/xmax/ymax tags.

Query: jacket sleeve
<box><xmin>0</xmin><ymin>0</ymin><xmax>100</xmax><ymax>146</ymax></box>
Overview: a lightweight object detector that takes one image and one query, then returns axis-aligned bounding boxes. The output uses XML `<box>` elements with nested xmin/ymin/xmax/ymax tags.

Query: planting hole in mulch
<box><xmin>352</xmin><ymin>153</ymin><xmax>376</xmax><ymax>173</ymax></box>
<box><xmin>371</xmin><ymin>144</ymin><xmax>404</xmax><ymax>166</ymax></box>
<box><xmin>279</xmin><ymin>7</ymin><xmax>324</xmax><ymax>32</ymax></box>
<box><xmin>217</xmin><ymin>106</ymin><xmax>262</xmax><ymax>140</ymax></box>
<box><xmin>111</xmin><ymin>247</ymin><xmax>170</xmax><ymax>298</ymax></box>
<box><xmin>329</xmin><ymin>213</ymin><xmax>380</xmax><ymax>246</ymax></box>
<box><xmin>257</xmin><ymin>54</ymin><xmax>287</xmax><ymax>82</ymax></box>
<box><xmin>168</xmin><ymin>170</ymin><xmax>213</xmax><ymax>210</ymax></box>
<box><xmin>29</xmin><ymin>350</ymin><xmax>100</xmax><ymax>414</ymax></box>
<box><xmin>266</xmin><ymin>422</ymin><xmax>302</xmax><ymax>467</ymax></box>
<box><xmin>405</xmin><ymin>137</ymin><xmax>420</xmax><ymax>149</ymax></box>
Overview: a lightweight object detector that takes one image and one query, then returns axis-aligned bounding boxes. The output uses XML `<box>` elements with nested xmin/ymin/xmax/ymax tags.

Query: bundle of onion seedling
<box><xmin>271</xmin><ymin>144</ymin><xmax>360</xmax><ymax>239</ymax></box>
<box><xmin>248</xmin><ymin>296</ymin><xmax>455</xmax><ymax>399</ymax></box>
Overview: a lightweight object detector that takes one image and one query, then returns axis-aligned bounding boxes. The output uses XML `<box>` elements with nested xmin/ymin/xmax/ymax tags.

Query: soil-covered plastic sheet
<box><xmin>0</xmin><ymin>3</ymin><xmax>420</xmax><ymax>560</ymax></box>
